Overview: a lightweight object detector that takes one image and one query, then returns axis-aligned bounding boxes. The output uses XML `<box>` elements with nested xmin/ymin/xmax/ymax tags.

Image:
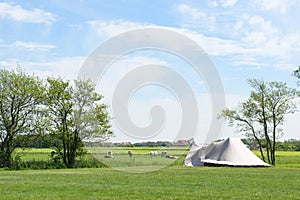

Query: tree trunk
<box><xmin>272</xmin><ymin>115</ymin><xmax>277</xmax><ymax>165</ymax></box>
<box><xmin>0</xmin><ymin>147</ymin><xmax>11</xmax><ymax>167</ymax></box>
<box><xmin>62</xmin><ymin>139</ymin><xmax>67</xmax><ymax>164</ymax></box>
<box><xmin>265</xmin><ymin>135</ymin><xmax>271</xmax><ymax>164</ymax></box>
<box><xmin>253</xmin><ymin>135</ymin><xmax>265</xmax><ymax>162</ymax></box>
<box><xmin>271</xmin><ymin>140</ymin><xmax>276</xmax><ymax>165</ymax></box>
<box><xmin>1</xmin><ymin>131</ymin><xmax>14</xmax><ymax>167</ymax></box>
<box><xmin>261</xmin><ymin>87</ymin><xmax>271</xmax><ymax>164</ymax></box>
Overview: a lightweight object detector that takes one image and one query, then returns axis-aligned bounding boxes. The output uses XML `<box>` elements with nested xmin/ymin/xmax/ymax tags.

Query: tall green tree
<box><xmin>47</xmin><ymin>78</ymin><xmax>113</xmax><ymax>168</ymax></box>
<box><xmin>0</xmin><ymin>69</ymin><xmax>45</xmax><ymax>167</ymax></box>
<box><xmin>73</xmin><ymin>79</ymin><xmax>112</xmax><ymax>141</ymax></box>
<box><xmin>46</xmin><ymin>77</ymin><xmax>74</xmax><ymax>167</ymax></box>
<box><xmin>221</xmin><ymin>79</ymin><xmax>297</xmax><ymax>165</ymax></box>
<box><xmin>264</xmin><ymin>81</ymin><xmax>297</xmax><ymax>164</ymax></box>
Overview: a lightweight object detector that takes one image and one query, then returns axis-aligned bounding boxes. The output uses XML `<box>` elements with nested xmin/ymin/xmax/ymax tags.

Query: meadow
<box><xmin>14</xmin><ymin>147</ymin><xmax>300</xmax><ymax>168</ymax></box>
<box><xmin>13</xmin><ymin>147</ymin><xmax>189</xmax><ymax>171</ymax></box>
<box><xmin>0</xmin><ymin>147</ymin><xmax>299</xmax><ymax>199</ymax></box>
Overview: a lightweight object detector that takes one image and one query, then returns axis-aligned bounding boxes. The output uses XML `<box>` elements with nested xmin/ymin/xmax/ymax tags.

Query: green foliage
<box><xmin>133</xmin><ymin>141</ymin><xmax>173</xmax><ymax>147</ymax></box>
<box><xmin>15</xmin><ymin>134</ymin><xmax>53</xmax><ymax>148</ymax></box>
<box><xmin>7</xmin><ymin>148</ymin><xmax>107</xmax><ymax>170</ymax></box>
<box><xmin>221</xmin><ymin>79</ymin><xmax>298</xmax><ymax>165</ymax></box>
<box><xmin>242</xmin><ymin>138</ymin><xmax>300</xmax><ymax>151</ymax></box>
<box><xmin>73</xmin><ymin>79</ymin><xmax>113</xmax><ymax>140</ymax></box>
<box><xmin>5</xmin><ymin>156</ymin><xmax>106</xmax><ymax>170</ymax></box>
<box><xmin>46</xmin><ymin>77</ymin><xmax>113</xmax><ymax>168</ymax></box>
<box><xmin>0</xmin><ymin>68</ymin><xmax>113</xmax><ymax>169</ymax></box>
<box><xmin>0</xmin><ymin>68</ymin><xmax>45</xmax><ymax>167</ymax></box>
<box><xmin>46</xmin><ymin>77</ymin><xmax>77</xmax><ymax>168</ymax></box>
<box><xmin>276</xmin><ymin>139</ymin><xmax>300</xmax><ymax>151</ymax></box>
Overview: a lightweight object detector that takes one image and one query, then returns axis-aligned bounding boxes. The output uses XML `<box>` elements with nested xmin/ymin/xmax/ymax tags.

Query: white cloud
<box><xmin>175</xmin><ymin>4</ymin><xmax>206</xmax><ymax>20</ymax></box>
<box><xmin>87</xmin><ymin>19</ymin><xmax>150</xmax><ymax>37</ymax></box>
<box><xmin>0</xmin><ymin>2</ymin><xmax>56</xmax><ymax>24</ymax></box>
<box><xmin>273</xmin><ymin>63</ymin><xmax>297</xmax><ymax>71</ymax></box>
<box><xmin>14</xmin><ymin>41</ymin><xmax>56</xmax><ymax>51</ymax></box>
<box><xmin>176</xmin><ymin>28</ymin><xmax>247</xmax><ymax>56</ymax></box>
<box><xmin>87</xmin><ymin>11</ymin><xmax>278</xmax><ymax>64</ymax></box>
<box><xmin>88</xmin><ymin>20</ymin><xmax>237</xmax><ymax>56</ymax></box>
<box><xmin>210</xmin><ymin>1</ymin><xmax>219</xmax><ymax>7</ymax></box>
<box><xmin>253</xmin><ymin>0</ymin><xmax>293</xmax><ymax>13</ymax></box>
<box><xmin>68</xmin><ymin>24</ymin><xmax>83</xmax><ymax>29</ymax></box>
<box><xmin>174</xmin><ymin>3</ymin><xmax>216</xmax><ymax>31</ymax></box>
<box><xmin>0</xmin><ymin>56</ymin><xmax>86</xmax><ymax>80</ymax></box>
<box><xmin>220</xmin><ymin>0</ymin><xmax>238</xmax><ymax>7</ymax></box>
<box><xmin>0</xmin><ymin>40</ymin><xmax>56</xmax><ymax>52</ymax></box>
<box><xmin>171</xmin><ymin>2</ymin><xmax>300</xmax><ymax>70</ymax></box>
<box><xmin>241</xmin><ymin>15</ymin><xmax>300</xmax><ymax>60</ymax></box>
<box><xmin>86</xmin><ymin>19</ymin><xmax>300</xmax><ymax>71</ymax></box>
<box><xmin>86</xmin><ymin>19</ymin><xmax>245</xmax><ymax>61</ymax></box>
<box><xmin>234</xmin><ymin>20</ymin><xmax>244</xmax><ymax>30</ymax></box>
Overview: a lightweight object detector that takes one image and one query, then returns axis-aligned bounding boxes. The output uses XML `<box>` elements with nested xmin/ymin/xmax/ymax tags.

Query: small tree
<box><xmin>46</xmin><ymin>77</ymin><xmax>113</xmax><ymax>168</ymax></box>
<box><xmin>0</xmin><ymin>69</ymin><xmax>45</xmax><ymax>167</ymax></box>
<box><xmin>46</xmin><ymin>77</ymin><xmax>74</xmax><ymax>167</ymax></box>
<box><xmin>265</xmin><ymin>81</ymin><xmax>297</xmax><ymax>164</ymax></box>
<box><xmin>221</xmin><ymin>79</ymin><xmax>297</xmax><ymax>165</ymax></box>
<box><xmin>73</xmin><ymin>79</ymin><xmax>113</xmax><ymax>141</ymax></box>
<box><xmin>221</xmin><ymin>99</ymin><xmax>266</xmax><ymax>162</ymax></box>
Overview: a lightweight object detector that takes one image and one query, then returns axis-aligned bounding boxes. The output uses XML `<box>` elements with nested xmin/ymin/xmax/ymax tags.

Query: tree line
<box><xmin>242</xmin><ymin>138</ymin><xmax>300</xmax><ymax>151</ymax></box>
<box><xmin>16</xmin><ymin>135</ymin><xmax>300</xmax><ymax>151</ymax></box>
<box><xmin>221</xmin><ymin>66</ymin><xmax>300</xmax><ymax>165</ymax></box>
<box><xmin>0</xmin><ymin>68</ymin><xmax>113</xmax><ymax>168</ymax></box>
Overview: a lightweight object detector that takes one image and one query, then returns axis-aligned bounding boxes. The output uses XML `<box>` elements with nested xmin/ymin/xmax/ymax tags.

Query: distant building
<box><xmin>119</xmin><ymin>142</ymin><xmax>132</xmax><ymax>147</ymax></box>
<box><xmin>173</xmin><ymin>140</ymin><xmax>190</xmax><ymax>146</ymax></box>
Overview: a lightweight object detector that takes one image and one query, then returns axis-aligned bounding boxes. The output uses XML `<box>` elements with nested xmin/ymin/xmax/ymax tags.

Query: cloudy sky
<box><xmin>0</xmin><ymin>0</ymin><xmax>299</xmax><ymax>142</ymax></box>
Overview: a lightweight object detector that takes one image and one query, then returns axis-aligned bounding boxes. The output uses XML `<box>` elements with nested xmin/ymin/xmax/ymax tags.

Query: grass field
<box><xmin>0</xmin><ymin>167</ymin><xmax>299</xmax><ymax>199</ymax></box>
<box><xmin>14</xmin><ymin>147</ymin><xmax>300</xmax><ymax>168</ymax></box>
<box><xmin>14</xmin><ymin>147</ymin><xmax>189</xmax><ymax>172</ymax></box>
<box><xmin>253</xmin><ymin>150</ymin><xmax>300</xmax><ymax>168</ymax></box>
<box><xmin>1</xmin><ymin>148</ymin><xmax>299</xmax><ymax>199</ymax></box>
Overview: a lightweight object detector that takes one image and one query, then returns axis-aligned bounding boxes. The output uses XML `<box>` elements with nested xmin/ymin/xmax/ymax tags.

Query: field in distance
<box><xmin>15</xmin><ymin>147</ymin><xmax>300</xmax><ymax>168</ymax></box>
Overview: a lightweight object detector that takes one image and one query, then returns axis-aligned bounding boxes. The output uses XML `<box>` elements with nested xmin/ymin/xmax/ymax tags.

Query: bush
<box><xmin>4</xmin><ymin>153</ymin><xmax>107</xmax><ymax>170</ymax></box>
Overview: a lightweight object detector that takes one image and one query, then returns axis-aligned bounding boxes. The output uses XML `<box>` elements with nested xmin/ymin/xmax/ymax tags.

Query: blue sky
<box><xmin>0</xmin><ymin>0</ymin><xmax>299</xmax><ymax>142</ymax></box>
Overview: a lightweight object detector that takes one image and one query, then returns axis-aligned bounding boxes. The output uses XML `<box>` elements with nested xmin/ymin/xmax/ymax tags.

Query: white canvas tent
<box><xmin>184</xmin><ymin>138</ymin><xmax>269</xmax><ymax>167</ymax></box>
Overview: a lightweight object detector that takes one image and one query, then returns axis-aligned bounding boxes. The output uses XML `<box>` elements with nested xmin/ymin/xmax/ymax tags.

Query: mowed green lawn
<box><xmin>0</xmin><ymin>148</ymin><xmax>299</xmax><ymax>199</ymax></box>
<box><xmin>0</xmin><ymin>167</ymin><xmax>299</xmax><ymax>199</ymax></box>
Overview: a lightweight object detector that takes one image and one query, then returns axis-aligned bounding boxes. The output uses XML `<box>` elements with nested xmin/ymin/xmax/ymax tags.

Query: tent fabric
<box><xmin>184</xmin><ymin>138</ymin><xmax>270</xmax><ymax>167</ymax></box>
